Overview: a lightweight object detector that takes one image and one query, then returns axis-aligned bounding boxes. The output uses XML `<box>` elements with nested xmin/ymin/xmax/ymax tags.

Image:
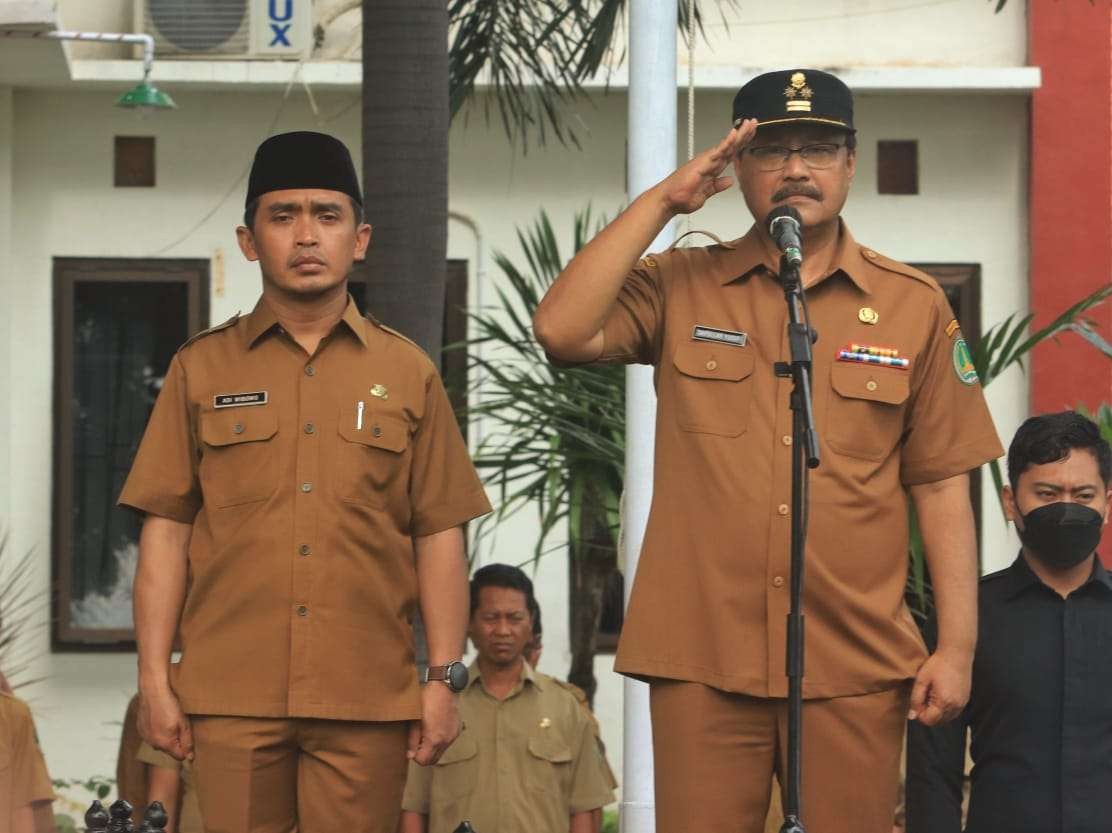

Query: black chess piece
<box><xmin>84</xmin><ymin>801</ymin><xmax>110</xmax><ymax>832</ymax></box>
<box><xmin>452</xmin><ymin>823</ymin><xmax>477</xmax><ymax>833</ymax></box>
<box><xmin>137</xmin><ymin>801</ymin><xmax>168</xmax><ymax>833</ymax></box>
<box><xmin>107</xmin><ymin>799</ymin><xmax>135</xmax><ymax>833</ymax></box>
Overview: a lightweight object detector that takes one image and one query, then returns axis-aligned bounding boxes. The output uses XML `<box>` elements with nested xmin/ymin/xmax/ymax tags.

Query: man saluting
<box><xmin>533</xmin><ymin>70</ymin><xmax>1002</xmax><ymax>832</ymax></box>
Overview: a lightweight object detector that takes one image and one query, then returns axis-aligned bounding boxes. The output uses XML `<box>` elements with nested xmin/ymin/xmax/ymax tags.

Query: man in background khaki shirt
<box><xmin>534</xmin><ymin>69</ymin><xmax>1002</xmax><ymax>833</ymax></box>
<box><xmin>120</xmin><ymin>132</ymin><xmax>491</xmax><ymax>832</ymax></box>
<box><xmin>400</xmin><ymin>565</ymin><xmax>614</xmax><ymax>833</ymax></box>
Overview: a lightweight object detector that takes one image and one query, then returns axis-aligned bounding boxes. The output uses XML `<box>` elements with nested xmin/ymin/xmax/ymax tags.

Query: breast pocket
<box><xmin>336</xmin><ymin>410</ymin><xmax>410</xmax><ymax>508</ymax></box>
<box><xmin>671</xmin><ymin>342</ymin><xmax>755</xmax><ymax>437</ymax></box>
<box><xmin>826</xmin><ymin>363</ymin><xmax>909</xmax><ymax>461</ymax></box>
<box><xmin>432</xmin><ymin>732</ymin><xmax>478</xmax><ymax>801</ymax></box>
<box><xmin>526</xmin><ymin>734</ymin><xmax>573</xmax><ymax>796</ymax></box>
<box><xmin>199</xmin><ymin>410</ymin><xmax>279</xmax><ymax>508</ymax></box>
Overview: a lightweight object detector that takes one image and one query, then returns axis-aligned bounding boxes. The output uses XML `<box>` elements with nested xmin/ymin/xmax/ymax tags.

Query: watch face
<box><xmin>447</xmin><ymin>661</ymin><xmax>469</xmax><ymax>692</ymax></box>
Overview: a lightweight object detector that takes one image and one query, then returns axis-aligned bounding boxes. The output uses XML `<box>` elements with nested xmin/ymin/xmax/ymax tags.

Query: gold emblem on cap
<box><xmin>784</xmin><ymin>72</ymin><xmax>814</xmax><ymax>113</ymax></box>
<box><xmin>859</xmin><ymin>307</ymin><xmax>879</xmax><ymax>325</ymax></box>
<box><xmin>370</xmin><ymin>384</ymin><xmax>389</xmax><ymax>400</ymax></box>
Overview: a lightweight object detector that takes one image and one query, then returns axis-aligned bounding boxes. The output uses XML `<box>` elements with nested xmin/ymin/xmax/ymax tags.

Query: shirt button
<box><xmin>297</xmin><ymin>605</ymin><xmax>308</xmax><ymax>617</ymax></box>
<box><xmin>705</xmin><ymin>359</ymin><xmax>718</xmax><ymax>371</ymax></box>
<box><xmin>372</xmin><ymin>425</ymin><xmax>382</xmax><ymax>438</ymax></box>
<box><xmin>232</xmin><ymin>423</ymin><xmax>244</xmax><ymax>434</ymax></box>
<box><xmin>865</xmin><ymin>380</ymin><xmax>878</xmax><ymax>392</ymax></box>
<box><xmin>304</xmin><ymin>365</ymin><xmax>315</xmax><ymax>376</ymax></box>
<box><xmin>299</xmin><ymin>544</ymin><xmax>311</xmax><ymax>556</ymax></box>
<box><xmin>781</xmin><ymin>435</ymin><xmax>792</xmax><ymax>446</ymax></box>
<box><xmin>301</xmin><ymin>482</ymin><xmax>313</xmax><ymax>493</ymax></box>
<box><xmin>773</xmin><ymin>576</ymin><xmax>785</xmax><ymax>588</ymax></box>
<box><xmin>304</xmin><ymin>423</ymin><xmax>315</xmax><ymax>434</ymax></box>
<box><xmin>777</xmin><ymin>503</ymin><xmax>789</xmax><ymax>516</ymax></box>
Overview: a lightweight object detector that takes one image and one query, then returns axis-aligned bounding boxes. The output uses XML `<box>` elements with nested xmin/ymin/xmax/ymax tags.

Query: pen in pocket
<box><xmin>356</xmin><ymin>400</ymin><xmax>364</xmax><ymax>430</ymax></box>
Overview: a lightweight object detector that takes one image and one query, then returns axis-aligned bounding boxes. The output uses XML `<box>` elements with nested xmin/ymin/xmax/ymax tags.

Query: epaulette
<box><xmin>374</xmin><ymin>320</ymin><xmax>423</xmax><ymax>351</ymax></box>
<box><xmin>551</xmin><ymin>677</ymin><xmax>589</xmax><ymax>707</ymax></box>
<box><xmin>860</xmin><ymin>247</ymin><xmax>939</xmax><ymax>290</ymax></box>
<box><xmin>179</xmin><ymin>313</ymin><xmax>240</xmax><ymax>351</ymax></box>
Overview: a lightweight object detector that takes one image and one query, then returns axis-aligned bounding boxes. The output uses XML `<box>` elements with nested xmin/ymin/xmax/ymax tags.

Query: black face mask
<box><xmin>1018</xmin><ymin>502</ymin><xmax>1105</xmax><ymax>570</ymax></box>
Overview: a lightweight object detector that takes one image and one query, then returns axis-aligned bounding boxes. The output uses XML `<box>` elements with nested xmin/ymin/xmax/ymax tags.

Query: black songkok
<box><xmin>245</xmin><ymin>131</ymin><xmax>362</xmax><ymax>207</ymax></box>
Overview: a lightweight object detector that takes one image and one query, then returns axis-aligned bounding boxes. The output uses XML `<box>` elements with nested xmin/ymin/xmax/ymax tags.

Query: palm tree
<box><xmin>359</xmin><ymin>0</ymin><xmax>715</xmax><ymax>357</ymax></box>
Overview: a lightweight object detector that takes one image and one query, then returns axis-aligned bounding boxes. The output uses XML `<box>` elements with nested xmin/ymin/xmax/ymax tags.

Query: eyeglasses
<box><xmin>745</xmin><ymin>142</ymin><xmax>846</xmax><ymax>172</ymax></box>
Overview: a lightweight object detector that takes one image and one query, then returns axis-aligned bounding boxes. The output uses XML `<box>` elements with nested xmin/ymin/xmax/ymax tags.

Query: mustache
<box><xmin>772</xmin><ymin>185</ymin><xmax>823</xmax><ymax>202</ymax></box>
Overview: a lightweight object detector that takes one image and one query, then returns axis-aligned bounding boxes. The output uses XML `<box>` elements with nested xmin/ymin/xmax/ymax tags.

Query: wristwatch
<box><xmin>424</xmin><ymin>660</ymin><xmax>469</xmax><ymax>692</ymax></box>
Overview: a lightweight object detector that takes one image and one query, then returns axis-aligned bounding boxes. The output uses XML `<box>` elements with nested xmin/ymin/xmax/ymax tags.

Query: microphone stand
<box><xmin>775</xmin><ymin>254</ymin><xmax>820</xmax><ymax>833</ymax></box>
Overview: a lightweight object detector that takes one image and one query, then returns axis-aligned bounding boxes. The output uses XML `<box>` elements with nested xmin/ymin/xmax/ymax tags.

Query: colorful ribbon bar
<box><xmin>837</xmin><ymin>350</ymin><xmax>910</xmax><ymax>369</ymax></box>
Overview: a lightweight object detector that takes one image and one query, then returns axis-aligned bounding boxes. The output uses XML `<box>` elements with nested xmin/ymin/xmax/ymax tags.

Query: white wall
<box><xmin>0</xmin><ymin>85</ymin><xmax>12</xmax><ymax>526</ymax></box>
<box><xmin>681</xmin><ymin>0</ymin><xmax>1028</xmax><ymax>70</ymax></box>
<box><xmin>5</xmin><ymin>83</ymin><xmax>1028</xmax><ymax>788</ymax></box>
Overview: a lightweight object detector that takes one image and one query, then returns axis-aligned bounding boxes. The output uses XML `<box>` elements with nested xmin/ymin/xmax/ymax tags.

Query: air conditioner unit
<box><xmin>136</xmin><ymin>0</ymin><xmax>312</xmax><ymax>58</ymax></box>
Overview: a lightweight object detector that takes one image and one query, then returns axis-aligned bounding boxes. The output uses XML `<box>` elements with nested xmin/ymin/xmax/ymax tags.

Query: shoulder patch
<box><xmin>179</xmin><ymin>313</ymin><xmax>240</xmax><ymax>351</ymax></box>
<box><xmin>860</xmin><ymin>247</ymin><xmax>939</xmax><ymax>289</ymax></box>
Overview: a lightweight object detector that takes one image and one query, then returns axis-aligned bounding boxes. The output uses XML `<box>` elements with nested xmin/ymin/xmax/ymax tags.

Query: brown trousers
<box><xmin>650</xmin><ymin>681</ymin><xmax>909</xmax><ymax>833</ymax></box>
<box><xmin>191</xmin><ymin>716</ymin><xmax>409</xmax><ymax>833</ymax></box>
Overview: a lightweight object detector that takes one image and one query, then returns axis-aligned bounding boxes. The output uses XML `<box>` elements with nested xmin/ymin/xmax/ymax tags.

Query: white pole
<box><xmin>622</xmin><ymin>2</ymin><xmax>676</xmax><ymax>832</ymax></box>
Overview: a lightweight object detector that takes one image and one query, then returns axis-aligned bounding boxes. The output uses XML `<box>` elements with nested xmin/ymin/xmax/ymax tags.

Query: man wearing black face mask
<box><xmin>905</xmin><ymin>410</ymin><xmax>1112</xmax><ymax>833</ymax></box>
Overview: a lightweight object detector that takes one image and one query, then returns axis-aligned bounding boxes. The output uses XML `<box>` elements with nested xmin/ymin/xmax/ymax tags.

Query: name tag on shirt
<box><xmin>692</xmin><ymin>325</ymin><xmax>747</xmax><ymax>347</ymax></box>
<box><xmin>213</xmin><ymin>391</ymin><xmax>268</xmax><ymax>408</ymax></box>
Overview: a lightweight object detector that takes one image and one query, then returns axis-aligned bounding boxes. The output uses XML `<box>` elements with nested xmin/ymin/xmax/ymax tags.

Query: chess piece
<box><xmin>137</xmin><ymin>801</ymin><xmax>168</xmax><ymax>833</ymax></box>
<box><xmin>452</xmin><ymin>824</ymin><xmax>477</xmax><ymax>833</ymax></box>
<box><xmin>107</xmin><ymin>799</ymin><xmax>135</xmax><ymax>833</ymax></box>
<box><xmin>84</xmin><ymin>801</ymin><xmax>110</xmax><ymax>832</ymax></box>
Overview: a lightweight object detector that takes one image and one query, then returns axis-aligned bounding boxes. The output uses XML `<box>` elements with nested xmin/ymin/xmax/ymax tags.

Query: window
<box><xmin>53</xmin><ymin>258</ymin><xmax>208</xmax><ymax>647</ymax></box>
<box><xmin>877</xmin><ymin>140</ymin><xmax>919</xmax><ymax>195</ymax></box>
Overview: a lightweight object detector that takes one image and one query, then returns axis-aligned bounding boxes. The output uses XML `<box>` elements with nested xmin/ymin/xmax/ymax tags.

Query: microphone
<box><xmin>767</xmin><ymin>206</ymin><xmax>803</xmax><ymax>267</ymax></box>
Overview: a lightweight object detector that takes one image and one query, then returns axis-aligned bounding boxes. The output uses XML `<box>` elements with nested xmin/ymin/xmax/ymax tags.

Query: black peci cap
<box><xmin>245</xmin><ymin>131</ymin><xmax>362</xmax><ymax>207</ymax></box>
<box><xmin>732</xmin><ymin>69</ymin><xmax>855</xmax><ymax>133</ymax></box>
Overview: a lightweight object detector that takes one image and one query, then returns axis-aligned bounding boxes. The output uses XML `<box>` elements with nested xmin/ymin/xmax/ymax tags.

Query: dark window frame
<box><xmin>52</xmin><ymin>257</ymin><xmax>209</xmax><ymax>650</ymax></box>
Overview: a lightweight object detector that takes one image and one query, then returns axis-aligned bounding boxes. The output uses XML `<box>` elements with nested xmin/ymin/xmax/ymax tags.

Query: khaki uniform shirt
<box><xmin>136</xmin><ymin>742</ymin><xmax>203</xmax><ymax>833</ymax></box>
<box><xmin>599</xmin><ymin>224</ymin><xmax>1003</xmax><ymax>699</ymax></box>
<box><xmin>401</xmin><ymin>661</ymin><xmax>615</xmax><ymax>833</ymax></box>
<box><xmin>119</xmin><ymin>296</ymin><xmax>491</xmax><ymax>720</ymax></box>
<box><xmin>551</xmin><ymin>678</ymin><xmax>618</xmax><ymax>790</ymax></box>
<box><xmin>0</xmin><ymin>693</ymin><xmax>54</xmax><ymax>829</ymax></box>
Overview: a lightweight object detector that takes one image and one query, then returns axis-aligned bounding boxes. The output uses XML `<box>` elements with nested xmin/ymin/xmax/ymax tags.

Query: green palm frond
<box><xmin>448</xmin><ymin>0</ymin><xmax>734</xmax><ymax>150</ymax></box>
<box><xmin>460</xmin><ymin>207</ymin><xmax>624</xmax><ymax>563</ymax></box>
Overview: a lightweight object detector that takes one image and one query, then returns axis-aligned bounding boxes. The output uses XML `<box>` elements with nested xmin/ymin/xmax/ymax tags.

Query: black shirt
<box><xmin>906</xmin><ymin>552</ymin><xmax>1112</xmax><ymax>833</ymax></box>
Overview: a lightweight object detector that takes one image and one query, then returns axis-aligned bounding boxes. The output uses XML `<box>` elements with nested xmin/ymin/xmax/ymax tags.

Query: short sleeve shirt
<box><xmin>0</xmin><ymin>693</ymin><xmax>54</xmax><ymax>826</ymax></box>
<box><xmin>401</xmin><ymin>662</ymin><xmax>615</xmax><ymax>833</ymax></box>
<box><xmin>118</xmin><ymin>296</ymin><xmax>492</xmax><ymax>720</ymax></box>
<box><xmin>597</xmin><ymin>223</ymin><xmax>1003</xmax><ymax>698</ymax></box>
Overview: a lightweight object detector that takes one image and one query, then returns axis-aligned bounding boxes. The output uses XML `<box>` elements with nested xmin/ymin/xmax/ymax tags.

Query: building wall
<box><xmin>687</xmin><ymin>0</ymin><xmax>1027</xmax><ymax>69</ymax></box>
<box><xmin>5</xmin><ymin>84</ymin><xmax>1028</xmax><ymax>787</ymax></box>
<box><xmin>0</xmin><ymin>86</ymin><xmax>12</xmax><ymax>527</ymax></box>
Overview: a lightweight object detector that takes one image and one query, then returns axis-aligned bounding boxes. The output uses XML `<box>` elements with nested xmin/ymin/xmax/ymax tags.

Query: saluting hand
<box><xmin>655</xmin><ymin>119</ymin><xmax>758</xmax><ymax>215</ymax></box>
<box><xmin>138</xmin><ymin>687</ymin><xmax>194</xmax><ymax>762</ymax></box>
<box><xmin>908</xmin><ymin>649</ymin><xmax>972</xmax><ymax>727</ymax></box>
<box><xmin>409</xmin><ymin>682</ymin><xmax>461</xmax><ymax>766</ymax></box>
